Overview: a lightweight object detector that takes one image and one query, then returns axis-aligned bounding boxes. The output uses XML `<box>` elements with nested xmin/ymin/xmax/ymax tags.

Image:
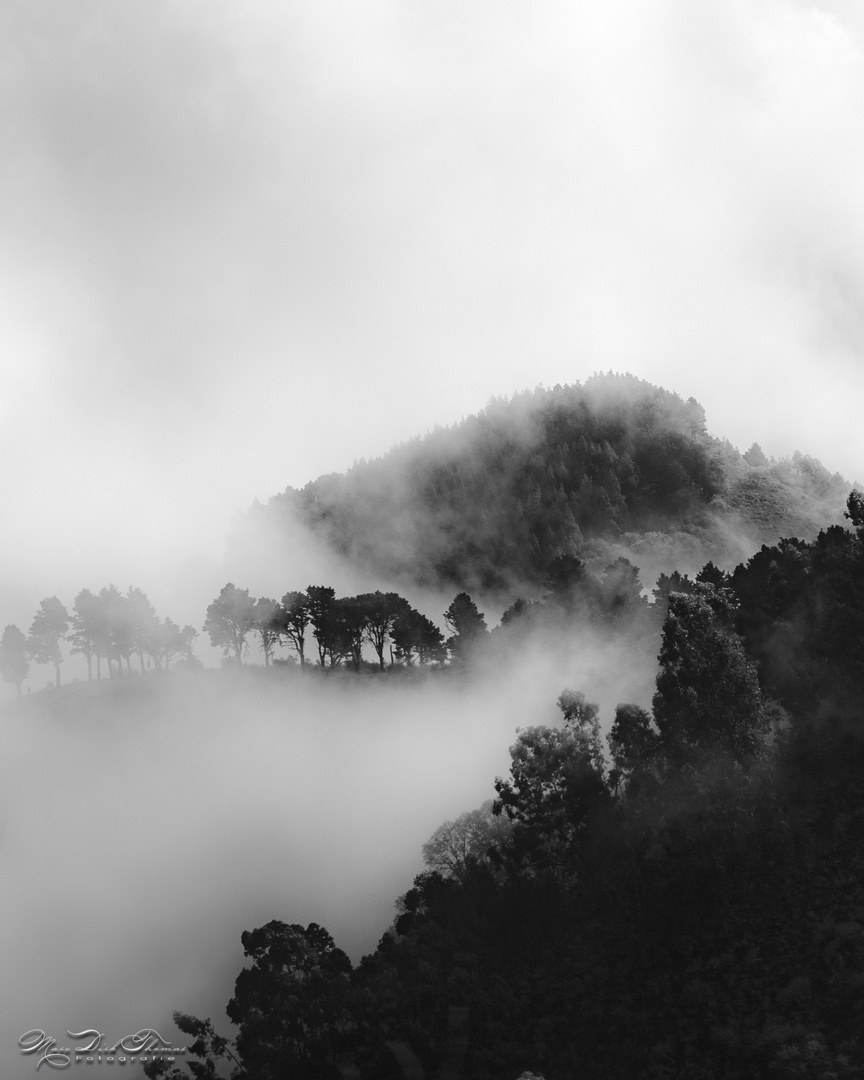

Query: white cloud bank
<box><xmin>1</xmin><ymin>0</ymin><xmax>863</xmax><ymax>630</ymax></box>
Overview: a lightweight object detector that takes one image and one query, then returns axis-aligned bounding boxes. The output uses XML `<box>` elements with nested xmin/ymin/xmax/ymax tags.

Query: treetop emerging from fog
<box><xmin>246</xmin><ymin>374</ymin><xmax>850</xmax><ymax>596</ymax></box>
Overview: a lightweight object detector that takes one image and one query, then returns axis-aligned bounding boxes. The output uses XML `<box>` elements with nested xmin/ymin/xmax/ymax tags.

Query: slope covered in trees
<box><xmin>149</xmin><ymin>494</ymin><xmax>864</xmax><ymax>1080</ymax></box>
<box><xmin>255</xmin><ymin>374</ymin><xmax>850</xmax><ymax>594</ymax></box>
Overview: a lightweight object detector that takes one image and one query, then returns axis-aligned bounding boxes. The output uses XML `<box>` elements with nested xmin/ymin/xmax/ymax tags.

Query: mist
<box><xmin>2</xmin><ymin>0</ymin><xmax>864</xmax><ymax>632</ymax></box>
<box><xmin>0</xmin><ymin>617</ymin><xmax>655</xmax><ymax>1077</ymax></box>
<box><xmin>3</xmin><ymin>0</ymin><xmax>864</xmax><ymax>1075</ymax></box>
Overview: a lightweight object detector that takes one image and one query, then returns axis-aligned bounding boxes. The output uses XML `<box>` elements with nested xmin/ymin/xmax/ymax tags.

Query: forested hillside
<box><xmin>255</xmin><ymin>374</ymin><xmax>850</xmax><ymax>594</ymax></box>
<box><xmin>149</xmin><ymin>494</ymin><xmax>864</xmax><ymax>1080</ymax></box>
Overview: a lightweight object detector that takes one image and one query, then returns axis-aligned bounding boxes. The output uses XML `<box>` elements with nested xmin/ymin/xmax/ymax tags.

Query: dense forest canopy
<box><xmin>253</xmin><ymin>374</ymin><xmax>850</xmax><ymax>595</ymax></box>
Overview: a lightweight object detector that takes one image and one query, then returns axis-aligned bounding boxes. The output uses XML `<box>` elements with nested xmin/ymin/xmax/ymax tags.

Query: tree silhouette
<box><xmin>277</xmin><ymin>591</ymin><xmax>310</xmax><ymax>667</ymax></box>
<box><xmin>422</xmin><ymin>800</ymin><xmax>511</xmax><ymax>882</ymax></box>
<box><xmin>333</xmin><ymin>596</ymin><xmax>368</xmax><ymax>670</ymax></box>
<box><xmin>391</xmin><ymin>606</ymin><xmax>447</xmax><ymax>665</ymax></box>
<box><xmin>27</xmin><ymin>597</ymin><xmax>70</xmax><ymax>688</ymax></box>
<box><xmin>97</xmin><ymin>585</ymin><xmax>133</xmax><ymax>677</ymax></box>
<box><xmin>227</xmin><ymin>921</ymin><xmax>352</xmax><ymax>1078</ymax></box>
<box><xmin>127</xmin><ymin>586</ymin><xmax>159</xmax><ymax>674</ymax></box>
<box><xmin>356</xmin><ymin>591</ymin><xmax>410</xmax><ymax>668</ymax></box>
<box><xmin>203</xmin><ymin>584</ymin><xmax>256</xmax><ymax>664</ymax></box>
<box><xmin>493</xmin><ymin>690</ymin><xmax>609</xmax><ymax>876</ymax></box>
<box><xmin>0</xmin><ymin>624</ymin><xmax>29</xmax><ymax>695</ymax></box>
<box><xmin>653</xmin><ymin>585</ymin><xmax>767</xmax><ymax>764</ymax></box>
<box><xmin>150</xmin><ymin>618</ymin><xmax>198</xmax><ymax>669</ymax></box>
<box><xmin>443</xmin><ymin>592</ymin><xmax>488</xmax><ymax>663</ymax></box>
<box><xmin>543</xmin><ymin>554</ymin><xmax>590</xmax><ymax>613</ymax></box>
<box><xmin>252</xmin><ymin>597</ymin><xmax>281</xmax><ymax>666</ymax></box>
<box><xmin>69</xmin><ymin>589</ymin><xmax>100</xmax><ymax>681</ymax></box>
<box><xmin>305</xmin><ymin>585</ymin><xmax>338</xmax><ymax>665</ymax></box>
<box><xmin>606</xmin><ymin>703</ymin><xmax>660</xmax><ymax>796</ymax></box>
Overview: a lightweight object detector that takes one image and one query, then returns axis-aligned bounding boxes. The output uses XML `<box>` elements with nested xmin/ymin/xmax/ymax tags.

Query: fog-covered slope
<box><xmin>250</xmin><ymin>373</ymin><xmax>849</xmax><ymax>594</ymax></box>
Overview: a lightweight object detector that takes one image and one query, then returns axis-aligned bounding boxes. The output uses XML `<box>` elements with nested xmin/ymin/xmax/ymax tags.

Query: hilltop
<box><xmin>244</xmin><ymin>373</ymin><xmax>850</xmax><ymax>595</ymax></box>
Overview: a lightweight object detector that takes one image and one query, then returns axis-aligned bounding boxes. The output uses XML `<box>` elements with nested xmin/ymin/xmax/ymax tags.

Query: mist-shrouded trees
<box><xmin>607</xmin><ymin>703</ymin><xmax>660</xmax><ymax>796</ymax></box>
<box><xmin>391</xmin><ymin>606</ymin><xmax>447</xmax><ymax>665</ymax></box>
<box><xmin>556</xmin><ymin>689</ymin><xmax>606</xmax><ymax>770</ymax></box>
<box><xmin>302</xmin><ymin>589</ymin><xmax>371</xmax><ymax>669</ymax></box>
<box><xmin>251</xmin><ymin>597</ymin><xmax>281</xmax><ymax>666</ymax></box>
<box><xmin>847</xmin><ymin>488</ymin><xmax>864</xmax><ymax>533</ymax></box>
<box><xmin>695</xmin><ymin>560</ymin><xmax>728</xmax><ymax>590</ymax></box>
<box><xmin>538</xmin><ymin>554</ymin><xmax>649</xmax><ymax>629</ymax></box>
<box><xmin>199</xmin><ymin>583</ymin><xmax>448</xmax><ymax>670</ymax></box>
<box><xmin>652</xmin><ymin>569</ymin><xmax>696</xmax><ymax>619</ymax></box>
<box><xmin>356</xmin><ymin>590</ymin><xmax>409</xmax><ymax>668</ymax></box>
<box><xmin>2</xmin><ymin>584</ymin><xmax>196</xmax><ymax>689</ymax></box>
<box><xmin>729</xmin><ymin>502</ymin><xmax>864</xmax><ymax>716</ymax></box>
<box><xmin>493</xmin><ymin>690</ymin><xmax>610</xmax><ymax>875</ymax></box>
<box><xmin>149</xmin><ymin>618</ymin><xmax>198</xmax><ymax>670</ymax></box>
<box><xmin>597</xmin><ymin>557</ymin><xmax>648</xmax><ymax>622</ymax></box>
<box><xmin>543</xmin><ymin>554</ymin><xmax>591</xmax><ymax>614</ymax></box>
<box><xmin>277</xmin><ymin>590</ymin><xmax>310</xmax><ymax>666</ymax></box>
<box><xmin>743</xmin><ymin>441</ymin><xmax>769</xmax><ymax>467</ymax></box>
<box><xmin>444</xmin><ymin>592</ymin><xmax>488</xmax><ymax>663</ymax></box>
<box><xmin>261</xmin><ymin>375</ymin><xmax>850</xmax><ymax>595</ymax></box>
<box><xmin>204</xmin><ymin>584</ymin><xmax>256</xmax><ymax>664</ymax></box>
<box><xmin>274</xmin><ymin>587</ymin><xmax>444</xmax><ymax>669</ymax></box>
<box><xmin>305</xmin><ymin>585</ymin><xmax>338</xmax><ymax>665</ymax></box>
<box><xmin>68</xmin><ymin>585</ymin><xmax>195</xmax><ymax>678</ymax></box>
<box><xmin>97</xmin><ymin>584</ymin><xmax>135</xmax><ymax>676</ymax></box>
<box><xmin>422</xmin><ymin>799</ymin><xmax>512</xmax><ymax>882</ymax></box>
<box><xmin>0</xmin><ymin>624</ymin><xmax>29</xmax><ymax>695</ymax></box>
<box><xmin>27</xmin><ymin>597</ymin><xmax>70</xmax><ymax>688</ymax></box>
<box><xmin>653</xmin><ymin>584</ymin><xmax>767</xmax><ymax>764</ymax></box>
<box><xmin>69</xmin><ymin>588</ymin><xmax>100</xmax><ymax>680</ymax></box>
<box><xmin>177</xmin><ymin>624</ymin><xmax>198</xmax><ymax>668</ymax></box>
<box><xmin>303</xmin><ymin>585</ymin><xmax>373</xmax><ymax>668</ymax></box>
<box><xmin>126</xmin><ymin>586</ymin><xmax>159</xmax><ymax>674</ymax></box>
<box><xmin>331</xmin><ymin>595</ymin><xmax>367</xmax><ymax>670</ymax></box>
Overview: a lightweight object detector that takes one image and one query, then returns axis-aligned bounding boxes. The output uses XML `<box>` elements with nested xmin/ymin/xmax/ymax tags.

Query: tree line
<box><xmin>202</xmin><ymin>584</ymin><xmax>488</xmax><ymax>670</ymax></box>
<box><xmin>1</xmin><ymin>545</ymin><xmax>752</xmax><ymax>703</ymax></box>
<box><xmin>2</xmin><ymin>551</ymin><xmax>694</xmax><ymax>695</ymax></box>
<box><xmin>0</xmin><ymin>586</ymin><xmax>198</xmax><ymax>694</ymax></box>
<box><xmin>201</xmin><ymin>553</ymin><xmax>680</xmax><ymax>673</ymax></box>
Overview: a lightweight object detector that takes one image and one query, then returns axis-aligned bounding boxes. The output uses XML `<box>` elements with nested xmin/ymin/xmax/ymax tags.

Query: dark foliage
<box><xmin>158</xmin><ymin>492</ymin><xmax>864</xmax><ymax>1080</ymax></box>
<box><xmin>341</xmin><ymin>495</ymin><xmax>864</xmax><ymax>1078</ymax></box>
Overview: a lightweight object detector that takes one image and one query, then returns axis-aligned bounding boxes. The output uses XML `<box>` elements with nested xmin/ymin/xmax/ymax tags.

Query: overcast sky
<box><xmin>3</xmin><ymin>0</ymin><xmax>864</xmax><ymax>625</ymax></box>
<box><xmin>4</xmin><ymin>4</ymin><xmax>864</xmax><ymax>1068</ymax></box>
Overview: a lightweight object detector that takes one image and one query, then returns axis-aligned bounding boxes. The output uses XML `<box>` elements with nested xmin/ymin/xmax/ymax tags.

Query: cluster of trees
<box><xmin>2</xmin><ymin>547</ymin><xmax>690</xmax><ymax>694</ymax></box>
<box><xmin>0</xmin><ymin>586</ymin><xmax>197</xmax><ymax>694</ymax></box>
<box><xmin>153</xmin><ymin>493</ymin><xmax>864</xmax><ymax>1079</ymax></box>
<box><xmin>202</xmin><ymin>555</ymin><xmax>677</xmax><ymax>673</ymax></box>
<box><xmin>250</xmin><ymin>373</ymin><xmax>848</xmax><ymax>592</ymax></box>
<box><xmin>202</xmin><ymin>584</ymin><xmax>493</xmax><ymax>670</ymax></box>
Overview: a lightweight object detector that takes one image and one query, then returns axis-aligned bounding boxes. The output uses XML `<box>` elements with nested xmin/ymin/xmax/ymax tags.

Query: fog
<box><xmin>2</xmin><ymin>0</ymin><xmax>864</xmax><ymax>635</ymax></box>
<box><xmin>0</xmin><ymin>472</ymin><xmax>734</xmax><ymax>1076</ymax></box>
<box><xmin>3</xmin><ymin>0</ymin><xmax>864</xmax><ymax>1074</ymax></box>
<box><xmin>0</xmin><ymin>622</ymin><xmax>655</xmax><ymax>1077</ymax></box>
